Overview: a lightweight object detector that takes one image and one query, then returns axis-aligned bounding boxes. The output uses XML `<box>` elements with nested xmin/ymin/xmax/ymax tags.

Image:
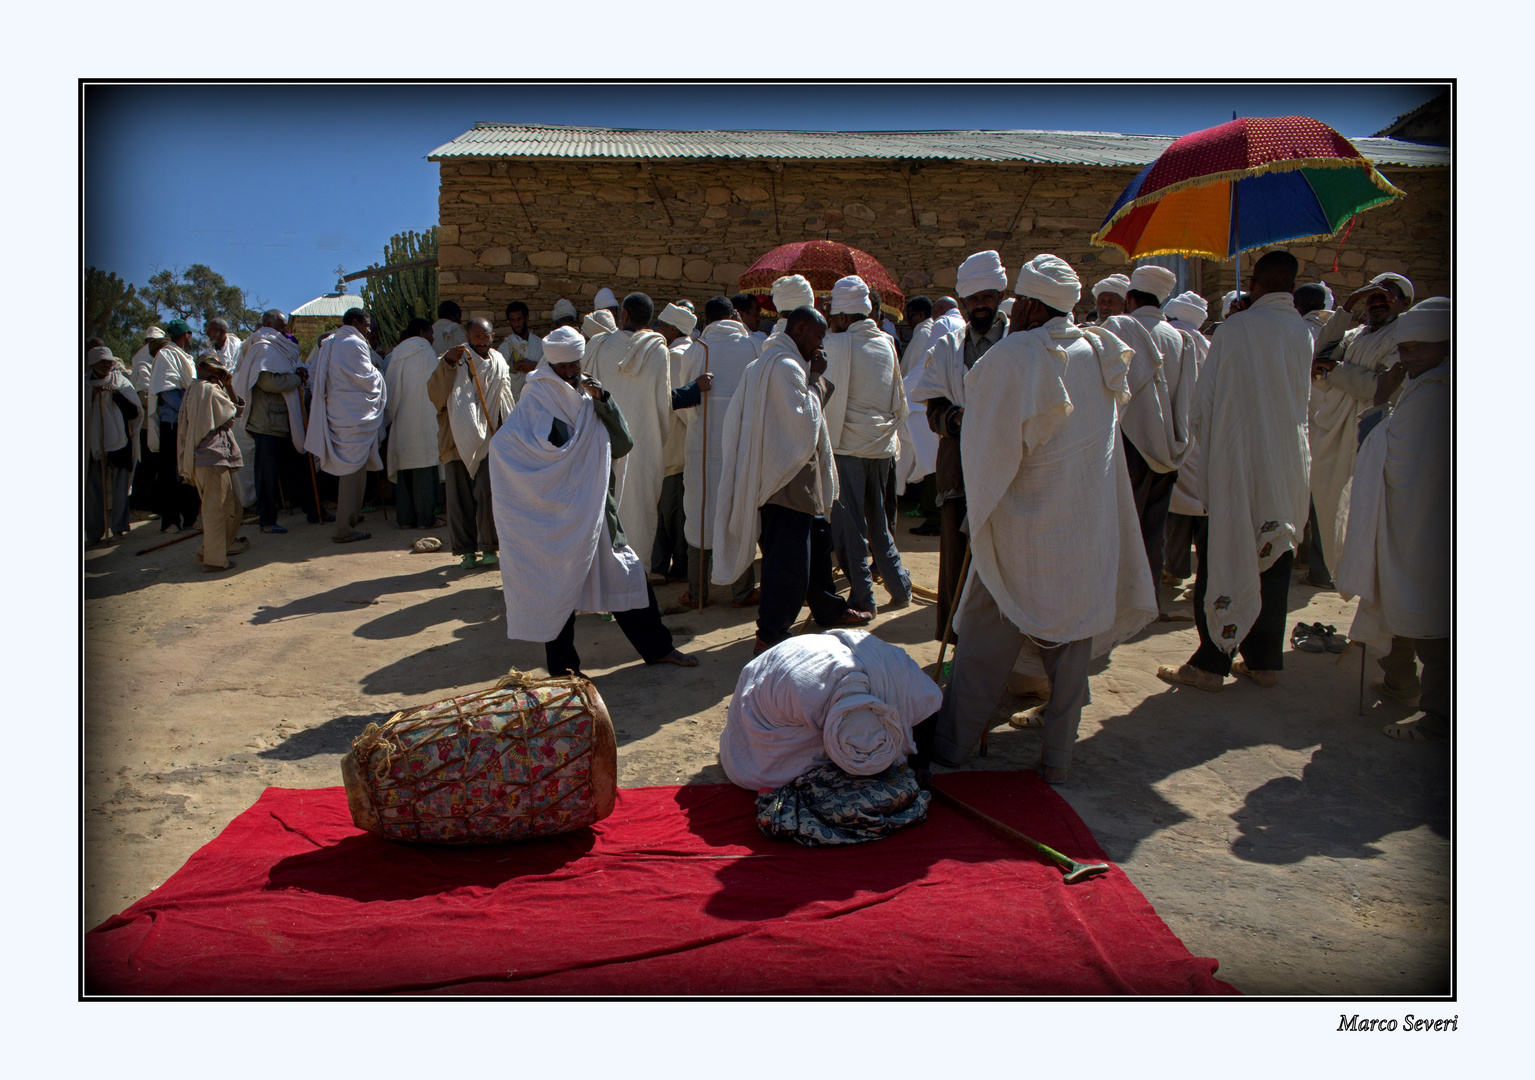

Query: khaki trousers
<box><xmin>194</xmin><ymin>466</ymin><xmax>243</xmax><ymax>568</ymax></box>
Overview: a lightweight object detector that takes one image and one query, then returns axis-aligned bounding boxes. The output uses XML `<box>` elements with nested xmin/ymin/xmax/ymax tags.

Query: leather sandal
<box><xmin>1156</xmin><ymin>663</ymin><xmax>1223</xmax><ymax>692</ymax></box>
<box><xmin>1383</xmin><ymin>719</ymin><xmax>1448</xmax><ymax>742</ymax></box>
<box><xmin>1233</xmin><ymin>660</ymin><xmax>1278</xmax><ymax>687</ymax></box>
<box><xmin>651</xmin><ymin>649</ymin><xmax>699</xmax><ymax>668</ymax></box>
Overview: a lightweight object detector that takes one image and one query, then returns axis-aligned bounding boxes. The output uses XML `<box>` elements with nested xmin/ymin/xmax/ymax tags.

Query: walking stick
<box><xmin>1359</xmin><ymin>641</ymin><xmax>1367</xmax><ymax>715</ymax></box>
<box><xmin>100</xmin><ymin>454</ymin><xmax>110</xmax><ymax>541</ymax></box>
<box><xmin>697</xmin><ymin>339</ymin><xmax>710</xmax><ymax>612</ymax></box>
<box><xmin>307</xmin><ymin>452</ymin><xmax>323</xmax><ymax>523</ymax></box>
<box><xmin>930</xmin><ymin>785</ymin><xmax>1110</xmax><ymax>884</ymax></box>
<box><xmin>135</xmin><ymin>529</ymin><xmax>202</xmax><ymax>556</ymax></box>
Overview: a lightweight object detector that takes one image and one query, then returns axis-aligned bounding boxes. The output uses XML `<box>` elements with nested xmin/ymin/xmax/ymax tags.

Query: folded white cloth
<box><xmin>86</xmin><ymin>369</ymin><xmax>138</xmax><ymax>461</ymax></box>
<box><xmin>956</xmin><ymin>250</ymin><xmax>1007</xmax><ymax>298</ymax></box>
<box><xmin>543</xmin><ymin>325</ymin><xmax>585</xmax><ymax>363</ymax></box>
<box><xmin>234</xmin><ymin>328</ymin><xmax>307</xmax><ymax>453</ymax></box>
<box><xmin>1101</xmin><ymin>307</ymin><xmax>1197</xmax><ymax>472</ymax></box>
<box><xmin>823</xmin><ymin>318</ymin><xmax>905</xmax><ymax>458</ymax></box>
<box><xmin>383</xmin><ymin>337</ymin><xmax>441</xmax><ymax>479</ymax></box>
<box><xmin>660</xmin><ymin>301</ymin><xmax>697</xmax><ymax>335</ymax></box>
<box><xmin>830</xmin><ymin>275</ymin><xmax>872</xmax><ymax>316</ymax></box>
<box><xmin>431</xmin><ymin>319</ymin><xmax>467</xmax><ymax>358</ymax></box>
<box><xmin>583</xmin><ymin>310</ymin><xmax>618</xmax><ymax>340</ymax></box>
<box><xmin>1013</xmin><ymin>253</ymin><xmax>1081</xmax><ymax>313</ymax></box>
<box><xmin>303</xmin><ymin>325</ymin><xmax>385</xmax><ymax>476</ymax></box>
<box><xmin>718</xmin><ymin>629</ymin><xmax>942</xmax><ymax>791</ymax></box>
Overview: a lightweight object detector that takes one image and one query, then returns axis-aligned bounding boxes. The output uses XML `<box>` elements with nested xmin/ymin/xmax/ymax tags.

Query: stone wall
<box><xmin>436</xmin><ymin>157</ymin><xmax>1449</xmax><ymax>329</ymax></box>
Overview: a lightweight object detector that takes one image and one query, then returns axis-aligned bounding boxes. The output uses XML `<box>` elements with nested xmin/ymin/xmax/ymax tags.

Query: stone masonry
<box><xmin>435</xmin><ymin>157</ymin><xmax>1449</xmax><ymax>329</ymax></box>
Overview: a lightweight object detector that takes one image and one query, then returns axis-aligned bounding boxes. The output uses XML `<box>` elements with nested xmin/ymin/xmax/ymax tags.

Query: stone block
<box><xmin>460</xmin><ymin>191</ymin><xmax>490</xmax><ymax>204</ymax></box>
<box><xmin>712</xmin><ymin>262</ymin><xmax>749</xmax><ymax>286</ymax></box>
<box><xmin>1365</xmin><ymin>256</ymin><xmax>1410</xmax><ymax>275</ymax></box>
<box><xmin>1291</xmin><ymin>246</ymin><xmax>1317</xmax><ymax>262</ymax></box>
<box><xmin>597</xmin><ymin>185</ymin><xmax>637</xmax><ymax>203</ymax></box>
<box><xmin>657</xmin><ymin>255</ymin><xmax>684</xmax><ymax>279</ymax></box>
<box><xmin>568</xmin><ymin>258</ymin><xmax>581</xmax><ymax>273</ymax></box>
<box><xmin>437</xmin><ymin>224</ymin><xmax>459</xmax><ymax>245</ymax></box>
<box><xmin>705</xmin><ymin>204</ymin><xmax>730</xmax><ymax>219</ymax></box>
<box><xmin>528</xmin><ymin>250</ymin><xmax>568</xmax><ymax>268</ymax></box>
<box><xmin>456</xmin><ymin>162</ymin><xmax>490</xmax><ymax>176</ymax></box>
<box><xmin>933</xmin><ymin>266</ymin><xmax>958</xmax><ymax>289</ymax></box>
<box><xmin>504</xmin><ymin>272</ymin><xmax>539</xmax><ymax>287</ymax></box>
<box><xmin>900</xmin><ymin>269</ymin><xmax>932</xmax><ymax>292</ymax></box>
<box><xmin>727</xmin><ymin>204</ymin><xmax>749</xmax><ymax>218</ymax></box>
<box><xmin>507</xmin><ymin>165</ymin><xmax>537</xmax><ymax>179</ymax></box>
<box><xmin>582</xmin><ymin>254</ymin><xmax>617</xmax><ymax>276</ymax></box>
<box><xmin>705</xmin><ymin>186</ymin><xmax>732</xmax><ymax>204</ymax></box>
<box><xmin>936</xmin><ymin>236</ymin><xmax>968</xmax><ymax>248</ymax></box>
<box><xmin>618</xmin><ymin>256</ymin><xmax>641</xmax><ymax>278</ymax></box>
<box><xmin>437</xmin><ymin>271</ymin><xmax>457</xmax><ymax>285</ymax></box>
<box><xmin>639</xmin><ymin>256</ymin><xmax>658</xmax><ymax>277</ymax></box>
<box><xmin>735</xmin><ymin>184</ymin><xmax>770</xmax><ymax>201</ymax></box>
<box><xmin>438</xmin><ymin>245</ymin><xmax>476</xmax><ymax>267</ymax></box>
<box><xmin>683</xmin><ymin>259</ymin><xmax>714</xmax><ymax>282</ymax></box>
<box><xmin>1338</xmin><ymin>250</ymin><xmax>1366</xmax><ymax>267</ymax></box>
<box><xmin>844</xmin><ymin>202</ymin><xmax>876</xmax><ymax>221</ymax></box>
<box><xmin>482</xmin><ymin>247</ymin><xmax>512</xmax><ymax>266</ymax></box>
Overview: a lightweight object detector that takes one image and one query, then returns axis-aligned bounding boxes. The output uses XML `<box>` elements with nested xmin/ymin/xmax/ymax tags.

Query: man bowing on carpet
<box><xmin>916</xmin><ymin>256</ymin><xmax>1155</xmax><ymax>783</ymax></box>
<box><xmin>488</xmin><ymin>326</ymin><xmax>697</xmax><ymax>678</ymax></box>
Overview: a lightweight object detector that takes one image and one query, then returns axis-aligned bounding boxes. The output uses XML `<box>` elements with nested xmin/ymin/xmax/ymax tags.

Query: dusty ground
<box><xmin>83</xmin><ymin>504</ymin><xmax>1451</xmax><ymax>995</ymax></box>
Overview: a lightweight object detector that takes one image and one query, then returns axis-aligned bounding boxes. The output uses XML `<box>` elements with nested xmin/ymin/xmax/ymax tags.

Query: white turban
<box><xmin>1012</xmin><ymin>253</ymin><xmax>1081</xmax><ymax>313</ymax></box>
<box><xmin>552</xmin><ymin>298</ymin><xmax>578</xmax><ymax>321</ymax></box>
<box><xmin>1220</xmin><ymin>290</ymin><xmax>1241</xmax><ymax>319</ymax></box>
<box><xmin>1163</xmin><ymin>290</ymin><xmax>1209</xmax><ymax>326</ymax></box>
<box><xmin>582</xmin><ymin>310</ymin><xmax>617</xmax><ymax>340</ymax></box>
<box><xmin>145</xmin><ymin>326</ymin><xmax>166</xmax><ymax>340</ymax></box>
<box><xmin>1369</xmin><ymin>272</ymin><xmax>1415</xmax><ymax>305</ymax></box>
<box><xmin>660</xmin><ymin>300</ymin><xmax>697</xmax><ymax>335</ymax></box>
<box><xmin>1318</xmin><ymin>283</ymin><xmax>1335</xmax><ymax>309</ymax></box>
<box><xmin>830</xmin><ymin>275</ymin><xmax>872</xmax><ymax>316</ymax></box>
<box><xmin>1092</xmin><ymin>274</ymin><xmax>1130</xmax><ymax>298</ymax></box>
<box><xmin>1129</xmin><ymin>265</ymin><xmax>1178</xmax><ymax>304</ymax></box>
<box><xmin>956</xmin><ymin>250</ymin><xmax>1008</xmax><ymax>299</ymax></box>
<box><xmin>542</xmin><ymin>325</ymin><xmax>586</xmax><ymax>364</ymax></box>
<box><xmin>771</xmin><ymin>274</ymin><xmax>815</xmax><ymax>313</ymax></box>
<box><xmin>594</xmin><ymin>287</ymin><xmax>618</xmax><ymax>309</ymax></box>
<box><xmin>1394</xmin><ymin>298</ymin><xmax>1450</xmax><ymax>344</ymax></box>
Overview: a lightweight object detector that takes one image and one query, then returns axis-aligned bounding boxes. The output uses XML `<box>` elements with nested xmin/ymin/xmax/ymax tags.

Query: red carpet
<box><xmin>86</xmin><ymin>772</ymin><xmax>1237</xmax><ymax>995</ymax></box>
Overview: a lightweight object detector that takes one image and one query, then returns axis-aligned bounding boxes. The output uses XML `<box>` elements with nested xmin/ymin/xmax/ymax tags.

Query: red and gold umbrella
<box><xmin>739</xmin><ymin>241</ymin><xmax>905</xmax><ymax>317</ymax></box>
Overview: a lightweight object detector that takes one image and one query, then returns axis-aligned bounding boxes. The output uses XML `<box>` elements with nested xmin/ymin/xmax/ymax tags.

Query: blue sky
<box><xmin>84</xmin><ymin>82</ymin><xmax>1442</xmax><ymax>316</ymax></box>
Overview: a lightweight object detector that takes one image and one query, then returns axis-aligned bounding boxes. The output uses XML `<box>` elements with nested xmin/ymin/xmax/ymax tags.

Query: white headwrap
<box><xmin>1092</xmin><ymin>274</ymin><xmax>1130</xmax><ymax>298</ymax></box>
<box><xmin>1369</xmin><ymin>272</ymin><xmax>1414</xmax><ymax>305</ymax></box>
<box><xmin>593</xmin><ymin>287</ymin><xmax>619</xmax><ymax>310</ymax></box>
<box><xmin>830</xmin><ymin>275</ymin><xmax>872</xmax><ymax>316</ymax></box>
<box><xmin>1163</xmin><ymin>290</ymin><xmax>1209</xmax><ymax>327</ymax></box>
<box><xmin>1012</xmin><ymin>253</ymin><xmax>1081</xmax><ymax>313</ymax></box>
<box><xmin>582</xmin><ymin>310</ymin><xmax>618</xmax><ymax>340</ymax></box>
<box><xmin>1318</xmin><ymin>283</ymin><xmax>1335</xmax><ymax>309</ymax></box>
<box><xmin>1393</xmin><ymin>299</ymin><xmax>1450</xmax><ymax>343</ymax></box>
<box><xmin>542</xmin><ymin>325</ymin><xmax>586</xmax><ymax>364</ymax></box>
<box><xmin>1220</xmin><ymin>290</ymin><xmax>1241</xmax><ymax>319</ymax></box>
<box><xmin>771</xmin><ymin>274</ymin><xmax>815</xmax><ymax>313</ymax></box>
<box><xmin>660</xmin><ymin>300</ymin><xmax>697</xmax><ymax>335</ymax></box>
<box><xmin>956</xmin><ymin>250</ymin><xmax>1008</xmax><ymax>299</ymax></box>
<box><xmin>552</xmin><ymin>298</ymin><xmax>578</xmax><ymax>321</ymax></box>
<box><xmin>1129</xmin><ymin>265</ymin><xmax>1178</xmax><ymax>304</ymax></box>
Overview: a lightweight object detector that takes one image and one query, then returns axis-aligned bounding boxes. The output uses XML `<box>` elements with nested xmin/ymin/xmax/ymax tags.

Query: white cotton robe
<box><xmin>382</xmin><ymin>337</ymin><xmax>442</xmax><ymax>479</ymax></box>
<box><xmin>488</xmin><ymin>365</ymin><xmax>648</xmax><ymax>642</ymax></box>
<box><xmin>1191</xmin><ymin>293</ymin><xmax>1313</xmax><ymax>651</ymax></box>
<box><xmin>955</xmin><ymin>317</ymin><xmax>1156</xmax><ymax>648</ymax></box>
<box><xmin>234</xmin><ymin>328</ymin><xmax>307</xmax><ymax>453</ymax></box>
<box><xmin>900</xmin><ymin>317</ymin><xmax>936</xmax><ymax>379</ymax></box>
<box><xmin>719</xmin><ymin>629</ymin><xmax>942</xmax><ymax>791</ymax></box>
<box><xmin>444</xmin><ymin>347</ymin><xmax>515</xmax><ymax>480</ymax></box>
<box><xmin>1167</xmin><ymin>327</ymin><xmax>1211</xmax><ymax>517</ymax></box>
<box><xmin>147</xmin><ymin>343</ymin><xmax>197</xmax><ymax>454</ymax></box>
<box><xmin>711</xmin><ymin>334</ymin><xmax>838</xmax><ymax>586</ymax></box>
<box><xmin>1101</xmin><ymin>308</ymin><xmax>1196</xmax><ymax>473</ymax></box>
<box><xmin>825</xmin><ymin>319</ymin><xmax>906</xmax><ymax>459</ymax></box>
<box><xmin>584</xmin><ymin>328</ymin><xmax>676</xmax><ymax>571</ymax></box>
<box><xmin>676</xmin><ymin>319</ymin><xmax>761</xmax><ymax>550</ymax></box>
<box><xmin>303</xmin><ymin>324</ymin><xmax>385</xmax><ymax>476</ymax></box>
<box><xmin>1334</xmin><ymin>361</ymin><xmax>1451</xmax><ymax>652</ymax></box>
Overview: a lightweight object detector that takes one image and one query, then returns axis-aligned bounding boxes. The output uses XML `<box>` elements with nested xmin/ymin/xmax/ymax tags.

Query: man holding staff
<box><xmin>428</xmin><ymin>317</ymin><xmax>514</xmax><ymax>568</ymax></box>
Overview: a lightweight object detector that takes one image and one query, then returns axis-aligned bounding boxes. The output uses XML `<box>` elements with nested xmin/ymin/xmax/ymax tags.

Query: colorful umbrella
<box><xmin>739</xmin><ymin>241</ymin><xmax>905</xmax><ymax>317</ymax></box>
<box><xmin>1091</xmin><ymin>116</ymin><xmax>1405</xmax><ymax>261</ymax></box>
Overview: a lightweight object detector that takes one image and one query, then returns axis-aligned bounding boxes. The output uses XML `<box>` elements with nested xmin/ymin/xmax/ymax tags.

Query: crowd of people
<box><xmin>84</xmin><ymin>244</ymin><xmax>1451</xmax><ymax>790</ymax></box>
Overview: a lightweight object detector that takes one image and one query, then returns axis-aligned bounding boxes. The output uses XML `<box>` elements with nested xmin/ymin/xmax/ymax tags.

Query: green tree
<box><xmin>359</xmin><ymin>228</ymin><xmax>438</xmax><ymax>347</ymax></box>
<box><xmin>143</xmin><ymin>263</ymin><xmax>262</xmax><ymax>336</ymax></box>
<box><xmin>84</xmin><ymin>267</ymin><xmax>158</xmax><ymax>359</ymax></box>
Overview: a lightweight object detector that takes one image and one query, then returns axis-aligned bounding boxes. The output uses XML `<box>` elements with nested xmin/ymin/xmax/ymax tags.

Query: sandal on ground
<box><xmin>1292</xmin><ymin>622</ymin><xmax>1325</xmax><ymax>653</ymax></box>
<box><xmin>260</xmin><ymin>524</ymin><xmax>288</xmax><ymax>534</ymax></box>
<box><xmin>226</xmin><ymin>537</ymin><xmax>251</xmax><ymax>555</ymax></box>
<box><xmin>731</xmin><ymin>589</ymin><xmax>761</xmax><ymax>608</ymax></box>
<box><xmin>201</xmin><ymin>559</ymin><xmax>235</xmax><ymax>573</ymax></box>
<box><xmin>1374</xmin><ymin>681</ymin><xmax>1422</xmax><ymax>708</ymax></box>
<box><xmin>651</xmin><ymin>649</ymin><xmax>699</xmax><ymax>668</ymax></box>
<box><xmin>1008</xmin><ymin>706</ymin><xmax>1044</xmax><ymax>730</ymax></box>
<box><xmin>332</xmin><ymin>531</ymin><xmax>371</xmax><ymax>544</ymax></box>
<box><xmin>676</xmin><ymin>591</ymin><xmax>709</xmax><ymax>608</ymax></box>
<box><xmin>1383</xmin><ymin>719</ymin><xmax>1448</xmax><ymax>742</ymax></box>
<box><xmin>1311</xmin><ymin>622</ymin><xmax>1346</xmax><ymax>653</ymax></box>
<box><xmin>1031</xmin><ymin>758</ymin><xmax>1069</xmax><ymax>785</ymax></box>
<box><xmin>829</xmin><ymin>609</ymin><xmax>875</xmax><ymax>627</ymax></box>
<box><xmin>458</xmin><ymin>553</ymin><xmax>477</xmax><ymax>569</ymax></box>
<box><xmin>752</xmin><ymin>635</ymin><xmax>774</xmax><ymax>656</ymax></box>
<box><xmin>478</xmin><ymin>553</ymin><xmax>499</xmax><ymax>567</ymax></box>
<box><xmin>1156</xmin><ymin>663</ymin><xmax>1223</xmax><ymax>692</ymax></box>
<box><xmin>1233</xmin><ymin>660</ymin><xmax>1278</xmax><ymax>687</ymax></box>
<box><xmin>884</xmin><ymin>593</ymin><xmax>913</xmax><ymax>611</ymax></box>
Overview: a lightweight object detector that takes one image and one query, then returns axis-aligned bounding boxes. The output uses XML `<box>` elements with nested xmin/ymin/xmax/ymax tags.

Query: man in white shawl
<box><xmin>649</xmin><ymin>300</ymin><xmax>697</xmax><ymax>585</ymax></box>
<box><xmin>895</xmin><ymin>297</ymin><xmax>938</xmax><ymax>492</ymax></box>
<box><xmin>823</xmin><ymin>275</ymin><xmax>912</xmax><ymax>615</ymax></box>
<box><xmin>1157</xmin><ymin>251</ymin><xmax>1312</xmax><ymax>692</ymax></box>
<box><xmin>304</xmin><ymin>308</ymin><xmax>385</xmax><ymax>543</ymax></box>
<box><xmin>550</xmin><ymin>298</ymin><xmax>579</xmax><ymax>330</ymax></box>
<box><xmin>720</xmin><ymin>629</ymin><xmax>942</xmax><ymax>791</ymax></box>
<box><xmin>498</xmin><ymin>300</ymin><xmax>544</xmax><ymax>401</ymax></box>
<box><xmin>129</xmin><ymin>325</ymin><xmax>166</xmax><ymax>402</ymax></box>
<box><xmin>899</xmin><ymin>296</ymin><xmax>935</xmax><ymax>379</ymax></box>
<box><xmin>427</xmin><ymin>317</ymin><xmax>514</xmax><ymax>567</ymax></box>
<box><xmin>431</xmin><ymin>300</ymin><xmax>468</xmax><ymax>358</ymax></box>
<box><xmin>675</xmin><ymin>297</ymin><xmax>760</xmax><ymax>607</ymax></box>
<box><xmin>712</xmin><ymin>306</ymin><xmax>872</xmax><ymax>654</ymax></box>
<box><xmin>1091</xmin><ymin>274</ymin><xmax>1130</xmax><ymax>322</ymax></box>
<box><xmin>1161</xmin><ymin>291</ymin><xmax>1211</xmax><ymax>584</ymax></box>
<box><xmin>1294</xmin><ymin>283</ymin><xmax>1333</xmax><ymax>344</ymax></box>
<box><xmin>1305</xmin><ymin>273</ymin><xmax>1413</xmax><ymax>590</ymax></box>
<box><xmin>767</xmin><ymin>275</ymin><xmax>815</xmax><ymax>337</ymax></box>
<box><xmin>730</xmin><ymin>292</ymin><xmax>769</xmax><ymax>347</ymax></box>
<box><xmin>177</xmin><ymin>355</ymin><xmax>249</xmax><ymax>572</ymax></box>
<box><xmin>1335</xmin><ymin>300</ymin><xmax>1451</xmax><ymax>741</ymax></box>
<box><xmin>487</xmin><ymin>326</ymin><xmax>697</xmax><ymax>677</ymax></box>
<box><xmin>918</xmin><ymin>255</ymin><xmax>1154</xmax><ymax>783</ymax></box>
<box><xmin>383</xmin><ymin>317</ymin><xmax>442</xmax><ymax>529</ymax></box>
<box><xmin>593</xmin><ymin>286</ymin><xmax>620</xmax><ymax>322</ymax></box>
<box><xmin>235</xmin><ymin>310</ymin><xmax>322</xmax><ymax>532</ymax></box>
<box><xmin>149</xmin><ymin>319</ymin><xmax>202</xmax><ymax>532</ymax></box>
<box><xmin>205</xmin><ymin>317</ymin><xmax>250</xmax><ymax>509</ymax></box>
<box><xmin>85</xmin><ymin>347</ymin><xmax>143</xmax><ymax>543</ymax></box>
<box><xmin>582</xmin><ymin>293</ymin><xmax>675</xmax><ymax>575</ymax></box>
<box><xmin>1101</xmin><ymin>265</ymin><xmax>1197</xmax><ymax>610</ymax></box>
<box><xmin>909</xmin><ymin>250</ymin><xmax>1010</xmax><ymax>641</ymax></box>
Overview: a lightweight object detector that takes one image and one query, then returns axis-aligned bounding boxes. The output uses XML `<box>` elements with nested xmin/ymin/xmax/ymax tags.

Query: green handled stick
<box><xmin>932</xmin><ymin>785</ymin><xmax>1110</xmax><ymax>885</ymax></box>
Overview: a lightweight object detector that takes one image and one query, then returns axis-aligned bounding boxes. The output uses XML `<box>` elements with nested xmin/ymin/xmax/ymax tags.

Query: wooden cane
<box><xmin>463</xmin><ymin>347</ymin><xmax>499</xmax><ymax>435</ymax></box>
<box><xmin>135</xmin><ymin>529</ymin><xmax>202</xmax><ymax>556</ymax></box>
<box><xmin>306</xmin><ymin>452</ymin><xmax>323</xmax><ymax>523</ymax></box>
<box><xmin>697</xmin><ymin>339</ymin><xmax>711</xmax><ymax>613</ymax></box>
<box><xmin>100</xmin><ymin>454</ymin><xmax>110</xmax><ymax>541</ymax></box>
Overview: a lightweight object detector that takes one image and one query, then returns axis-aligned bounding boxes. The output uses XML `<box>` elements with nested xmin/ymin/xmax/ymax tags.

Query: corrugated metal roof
<box><xmin>290</xmin><ymin>293</ymin><xmax>365</xmax><ymax>317</ymax></box>
<box><xmin>427</xmin><ymin>123</ymin><xmax>1449</xmax><ymax>169</ymax></box>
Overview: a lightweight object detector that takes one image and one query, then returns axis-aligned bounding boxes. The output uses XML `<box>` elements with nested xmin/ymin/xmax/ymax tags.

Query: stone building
<box><xmin>427</xmin><ymin>124</ymin><xmax>1450</xmax><ymax>329</ymax></box>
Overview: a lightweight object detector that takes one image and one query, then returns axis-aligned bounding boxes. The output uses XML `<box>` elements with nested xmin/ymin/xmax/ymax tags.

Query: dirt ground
<box><xmin>83</xmin><ymin>503</ymin><xmax>1451</xmax><ymax>996</ymax></box>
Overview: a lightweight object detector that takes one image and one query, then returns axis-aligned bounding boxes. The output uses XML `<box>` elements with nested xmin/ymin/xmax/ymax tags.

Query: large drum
<box><xmin>341</xmin><ymin>673</ymin><xmax>618</xmax><ymax>844</ymax></box>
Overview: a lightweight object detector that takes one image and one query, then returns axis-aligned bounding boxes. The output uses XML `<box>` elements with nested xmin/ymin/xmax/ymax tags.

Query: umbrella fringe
<box><xmin>1093</xmin><ymin>157</ymin><xmax>1406</xmax><ymax>241</ymax></box>
<box><xmin>1092</xmin><ymin>228</ymin><xmax>1363</xmax><ymax>263</ymax></box>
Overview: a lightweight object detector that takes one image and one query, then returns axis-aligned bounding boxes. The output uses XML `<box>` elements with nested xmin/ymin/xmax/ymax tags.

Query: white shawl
<box><xmin>1191</xmin><ymin>293</ymin><xmax>1313</xmax><ymax>652</ymax></box>
<box><xmin>676</xmin><ymin>320</ymin><xmax>761</xmax><ymax>549</ymax></box>
<box><xmin>212</xmin><ymin>334</ymin><xmax>242</xmax><ymax>373</ymax></box>
<box><xmin>661</xmin><ymin>339</ymin><xmax>691</xmax><ymax>476</ymax></box>
<box><xmin>718</xmin><ymin>629</ymin><xmax>942</xmax><ymax>791</ymax></box>
<box><xmin>489</xmin><ymin>365</ymin><xmax>648</xmax><ymax>642</ymax></box>
<box><xmin>86</xmin><ymin>370</ymin><xmax>140</xmax><ymax>462</ymax></box>
<box><xmin>1102</xmin><ymin>309</ymin><xmax>1196</xmax><ymax>473</ymax></box>
<box><xmin>896</xmin><ymin>356</ymin><xmax>938</xmax><ymax>488</ymax></box>
<box><xmin>900</xmin><ymin>317</ymin><xmax>936</xmax><ymax>379</ymax></box>
<box><xmin>302</xmin><ymin>325</ymin><xmax>385</xmax><ymax>476</ymax></box>
<box><xmin>1335</xmin><ymin>362</ymin><xmax>1451</xmax><ymax>651</ymax></box>
<box><xmin>827</xmin><ymin>319</ymin><xmax>906</xmax><ymax>459</ymax></box>
<box><xmin>711</xmin><ymin>334</ymin><xmax>839</xmax><ymax>586</ymax></box>
<box><xmin>1168</xmin><ymin>329</ymin><xmax>1211</xmax><ymax>517</ymax></box>
<box><xmin>146</xmin><ymin>342</ymin><xmax>197</xmax><ymax>454</ymax></box>
<box><xmin>955</xmin><ymin>318</ymin><xmax>1155</xmax><ymax>646</ymax></box>
<box><xmin>383</xmin><ymin>337</ymin><xmax>442</xmax><ymax>479</ymax></box>
<box><xmin>446</xmin><ymin>346</ymin><xmax>515</xmax><ymax>480</ymax></box>
<box><xmin>432</xmin><ymin>319</ymin><xmax>467</xmax><ymax>358</ymax></box>
<box><xmin>908</xmin><ymin>315</ymin><xmax>1005</xmax><ymax>409</ymax></box>
<box><xmin>129</xmin><ymin>344</ymin><xmax>155</xmax><ymax>395</ymax></box>
<box><xmin>233</xmin><ymin>328</ymin><xmax>306</xmax><ymax>453</ymax></box>
<box><xmin>584</xmin><ymin>328</ymin><xmax>675</xmax><ymax>571</ymax></box>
